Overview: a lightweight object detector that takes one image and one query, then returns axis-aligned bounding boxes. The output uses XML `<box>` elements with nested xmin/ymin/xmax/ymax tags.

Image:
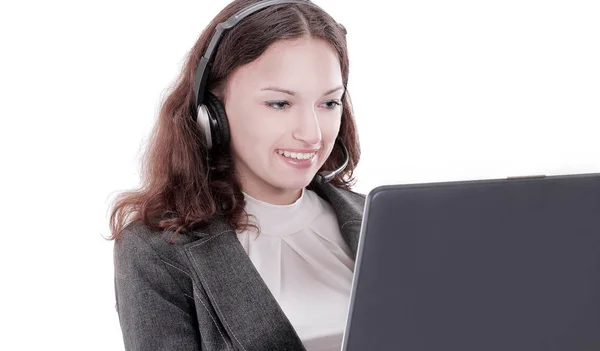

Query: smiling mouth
<box><xmin>275</xmin><ymin>149</ymin><xmax>317</xmax><ymax>160</ymax></box>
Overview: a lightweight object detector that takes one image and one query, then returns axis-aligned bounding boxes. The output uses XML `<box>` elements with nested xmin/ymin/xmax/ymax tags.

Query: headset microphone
<box><xmin>314</xmin><ymin>136</ymin><xmax>349</xmax><ymax>184</ymax></box>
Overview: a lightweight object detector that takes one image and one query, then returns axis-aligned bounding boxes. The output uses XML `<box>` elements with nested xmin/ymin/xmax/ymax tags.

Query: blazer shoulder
<box><xmin>339</xmin><ymin>185</ymin><xmax>367</xmax><ymax>202</ymax></box>
<box><xmin>119</xmin><ymin>220</ymin><xmax>203</xmax><ymax>248</ymax></box>
<box><xmin>114</xmin><ymin>221</ymin><xmax>198</xmax><ymax>278</ymax></box>
<box><xmin>350</xmin><ymin>188</ymin><xmax>367</xmax><ymax>199</ymax></box>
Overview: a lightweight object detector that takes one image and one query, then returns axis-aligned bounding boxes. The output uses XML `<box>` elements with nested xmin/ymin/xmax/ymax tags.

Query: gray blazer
<box><xmin>114</xmin><ymin>180</ymin><xmax>366</xmax><ymax>351</ymax></box>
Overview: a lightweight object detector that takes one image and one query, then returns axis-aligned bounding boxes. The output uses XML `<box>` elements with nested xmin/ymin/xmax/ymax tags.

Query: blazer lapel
<box><xmin>309</xmin><ymin>180</ymin><xmax>366</xmax><ymax>259</ymax></box>
<box><xmin>183</xmin><ymin>182</ymin><xmax>365</xmax><ymax>350</ymax></box>
<box><xmin>184</xmin><ymin>218</ymin><xmax>305</xmax><ymax>350</ymax></box>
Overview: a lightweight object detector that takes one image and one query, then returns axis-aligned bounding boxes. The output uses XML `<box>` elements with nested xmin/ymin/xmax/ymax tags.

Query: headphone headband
<box><xmin>193</xmin><ymin>0</ymin><xmax>311</xmax><ymax>108</ymax></box>
<box><xmin>192</xmin><ymin>0</ymin><xmax>345</xmax><ymax>108</ymax></box>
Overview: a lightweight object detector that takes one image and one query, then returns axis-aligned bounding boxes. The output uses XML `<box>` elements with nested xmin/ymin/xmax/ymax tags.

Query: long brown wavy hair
<box><xmin>107</xmin><ymin>0</ymin><xmax>361</xmax><ymax>241</ymax></box>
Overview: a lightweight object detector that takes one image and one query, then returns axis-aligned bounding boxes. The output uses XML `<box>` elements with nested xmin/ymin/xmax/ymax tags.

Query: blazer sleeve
<box><xmin>114</xmin><ymin>226</ymin><xmax>202</xmax><ymax>351</ymax></box>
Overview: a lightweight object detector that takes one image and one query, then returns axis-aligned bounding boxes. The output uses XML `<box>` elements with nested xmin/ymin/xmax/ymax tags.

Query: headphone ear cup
<box><xmin>204</xmin><ymin>91</ymin><xmax>230</xmax><ymax>149</ymax></box>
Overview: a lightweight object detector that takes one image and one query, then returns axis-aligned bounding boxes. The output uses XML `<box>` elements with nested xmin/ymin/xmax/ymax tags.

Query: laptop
<box><xmin>342</xmin><ymin>173</ymin><xmax>600</xmax><ymax>351</ymax></box>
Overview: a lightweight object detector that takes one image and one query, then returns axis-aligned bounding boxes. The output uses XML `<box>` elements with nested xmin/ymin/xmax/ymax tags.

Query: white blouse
<box><xmin>235</xmin><ymin>187</ymin><xmax>354</xmax><ymax>351</ymax></box>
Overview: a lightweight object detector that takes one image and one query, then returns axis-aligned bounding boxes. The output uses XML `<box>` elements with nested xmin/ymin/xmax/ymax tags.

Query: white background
<box><xmin>1</xmin><ymin>0</ymin><xmax>598</xmax><ymax>349</ymax></box>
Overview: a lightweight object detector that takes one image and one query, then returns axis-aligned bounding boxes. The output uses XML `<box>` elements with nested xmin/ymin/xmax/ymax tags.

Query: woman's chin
<box><xmin>273</xmin><ymin>173</ymin><xmax>316</xmax><ymax>190</ymax></box>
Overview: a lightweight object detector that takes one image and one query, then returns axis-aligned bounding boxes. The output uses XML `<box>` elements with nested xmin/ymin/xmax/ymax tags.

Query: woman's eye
<box><xmin>265</xmin><ymin>101</ymin><xmax>290</xmax><ymax>110</ymax></box>
<box><xmin>323</xmin><ymin>100</ymin><xmax>342</xmax><ymax>109</ymax></box>
<box><xmin>265</xmin><ymin>100</ymin><xmax>341</xmax><ymax>111</ymax></box>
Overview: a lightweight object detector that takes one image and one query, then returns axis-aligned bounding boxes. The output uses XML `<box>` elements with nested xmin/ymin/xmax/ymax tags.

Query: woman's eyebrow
<box><xmin>260</xmin><ymin>85</ymin><xmax>345</xmax><ymax>97</ymax></box>
<box><xmin>323</xmin><ymin>85</ymin><xmax>345</xmax><ymax>96</ymax></box>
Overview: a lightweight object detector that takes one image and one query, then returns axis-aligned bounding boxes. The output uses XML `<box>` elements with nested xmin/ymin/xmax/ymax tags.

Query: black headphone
<box><xmin>192</xmin><ymin>0</ymin><xmax>350</xmax><ymax>184</ymax></box>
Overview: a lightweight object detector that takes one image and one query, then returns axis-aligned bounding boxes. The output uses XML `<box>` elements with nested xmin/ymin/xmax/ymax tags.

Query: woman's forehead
<box><xmin>227</xmin><ymin>38</ymin><xmax>343</xmax><ymax>95</ymax></box>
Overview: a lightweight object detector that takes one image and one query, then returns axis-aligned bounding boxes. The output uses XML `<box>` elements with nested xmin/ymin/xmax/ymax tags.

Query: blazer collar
<box><xmin>183</xmin><ymin>181</ymin><xmax>365</xmax><ymax>350</ymax></box>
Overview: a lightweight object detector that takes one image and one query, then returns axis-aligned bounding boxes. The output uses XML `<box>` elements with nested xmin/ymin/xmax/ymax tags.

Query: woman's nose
<box><xmin>292</xmin><ymin>108</ymin><xmax>322</xmax><ymax>145</ymax></box>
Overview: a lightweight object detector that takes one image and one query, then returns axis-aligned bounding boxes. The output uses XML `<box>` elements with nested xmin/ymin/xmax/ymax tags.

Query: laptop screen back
<box><xmin>343</xmin><ymin>173</ymin><xmax>600</xmax><ymax>351</ymax></box>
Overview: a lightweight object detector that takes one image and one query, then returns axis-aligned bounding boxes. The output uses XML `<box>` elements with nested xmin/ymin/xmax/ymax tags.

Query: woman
<box><xmin>109</xmin><ymin>0</ymin><xmax>364</xmax><ymax>350</ymax></box>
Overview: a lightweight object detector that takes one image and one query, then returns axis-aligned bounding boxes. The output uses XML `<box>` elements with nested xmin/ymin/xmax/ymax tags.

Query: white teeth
<box><xmin>276</xmin><ymin>149</ymin><xmax>316</xmax><ymax>160</ymax></box>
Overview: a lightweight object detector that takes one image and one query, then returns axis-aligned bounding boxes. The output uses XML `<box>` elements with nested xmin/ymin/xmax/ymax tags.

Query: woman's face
<box><xmin>221</xmin><ymin>37</ymin><xmax>344</xmax><ymax>204</ymax></box>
